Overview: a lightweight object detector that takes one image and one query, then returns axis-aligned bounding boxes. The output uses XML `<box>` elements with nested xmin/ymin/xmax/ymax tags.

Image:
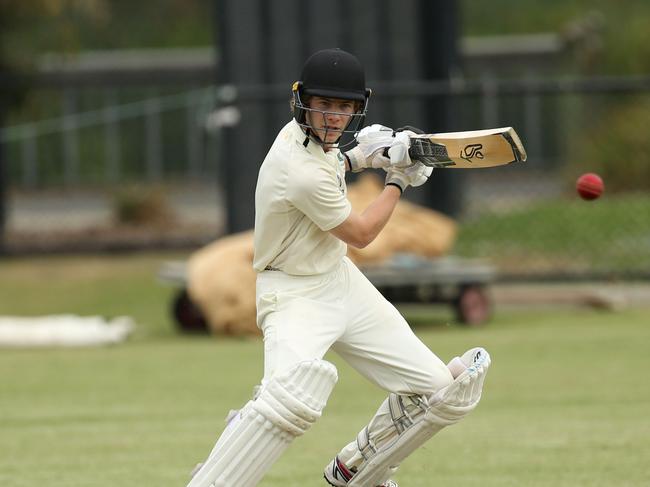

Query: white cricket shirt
<box><xmin>253</xmin><ymin>120</ymin><xmax>352</xmax><ymax>275</ymax></box>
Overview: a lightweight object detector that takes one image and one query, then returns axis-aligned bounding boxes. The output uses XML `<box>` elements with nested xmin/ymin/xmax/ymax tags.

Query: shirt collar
<box><xmin>289</xmin><ymin>120</ymin><xmax>341</xmax><ymax>163</ymax></box>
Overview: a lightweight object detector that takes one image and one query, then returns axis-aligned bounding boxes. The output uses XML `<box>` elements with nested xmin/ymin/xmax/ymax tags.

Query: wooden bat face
<box><xmin>409</xmin><ymin>127</ymin><xmax>527</xmax><ymax>169</ymax></box>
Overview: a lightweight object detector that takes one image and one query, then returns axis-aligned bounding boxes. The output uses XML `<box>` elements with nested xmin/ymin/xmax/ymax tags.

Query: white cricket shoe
<box><xmin>324</xmin><ymin>456</ymin><xmax>398</xmax><ymax>487</ymax></box>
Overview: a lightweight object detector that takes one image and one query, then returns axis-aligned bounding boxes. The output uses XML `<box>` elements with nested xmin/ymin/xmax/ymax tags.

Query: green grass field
<box><xmin>456</xmin><ymin>193</ymin><xmax>650</xmax><ymax>274</ymax></box>
<box><xmin>1</xmin><ymin>254</ymin><xmax>649</xmax><ymax>487</ymax></box>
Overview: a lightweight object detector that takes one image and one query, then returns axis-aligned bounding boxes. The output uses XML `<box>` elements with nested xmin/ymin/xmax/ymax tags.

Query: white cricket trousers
<box><xmin>256</xmin><ymin>256</ymin><xmax>451</xmax><ymax>395</ymax></box>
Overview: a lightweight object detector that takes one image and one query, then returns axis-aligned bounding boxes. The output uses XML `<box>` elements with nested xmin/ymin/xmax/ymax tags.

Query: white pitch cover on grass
<box><xmin>0</xmin><ymin>315</ymin><xmax>135</xmax><ymax>347</ymax></box>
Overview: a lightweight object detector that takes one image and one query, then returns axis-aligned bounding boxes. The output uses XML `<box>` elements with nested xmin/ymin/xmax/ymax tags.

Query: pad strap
<box><xmin>347</xmin><ymin>349</ymin><xmax>491</xmax><ymax>487</ymax></box>
<box><xmin>356</xmin><ymin>426</ymin><xmax>376</xmax><ymax>460</ymax></box>
<box><xmin>187</xmin><ymin>359</ymin><xmax>338</xmax><ymax>487</ymax></box>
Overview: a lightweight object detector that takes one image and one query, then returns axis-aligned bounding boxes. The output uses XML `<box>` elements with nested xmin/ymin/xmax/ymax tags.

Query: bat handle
<box><xmin>382</xmin><ymin>146</ymin><xmax>419</xmax><ymax>168</ymax></box>
<box><xmin>381</xmin><ymin>126</ymin><xmax>423</xmax><ymax>159</ymax></box>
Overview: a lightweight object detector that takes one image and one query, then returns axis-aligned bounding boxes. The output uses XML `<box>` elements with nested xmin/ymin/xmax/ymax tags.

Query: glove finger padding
<box><xmin>347</xmin><ymin>124</ymin><xmax>416</xmax><ymax>172</ymax></box>
<box><xmin>409</xmin><ymin>163</ymin><xmax>433</xmax><ymax>187</ymax></box>
<box><xmin>385</xmin><ymin>161</ymin><xmax>433</xmax><ymax>192</ymax></box>
<box><xmin>386</xmin><ymin>131</ymin><xmax>414</xmax><ymax>168</ymax></box>
<box><xmin>359</xmin><ymin>124</ymin><xmax>394</xmax><ymax>149</ymax></box>
<box><xmin>346</xmin><ymin>124</ymin><xmax>395</xmax><ymax>172</ymax></box>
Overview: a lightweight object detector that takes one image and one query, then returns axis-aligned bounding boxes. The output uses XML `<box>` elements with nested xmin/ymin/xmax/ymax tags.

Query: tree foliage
<box><xmin>567</xmin><ymin>97</ymin><xmax>650</xmax><ymax>192</ymax></box>
<box><xmin>462</xmin><ymin>0</ymin><xmax>650</xmax><ymax>75</ymax></box>
<box><xmin>1</xmin><ymin>0</ymin><xmax>212</xmax><ymax>64</ymax></box>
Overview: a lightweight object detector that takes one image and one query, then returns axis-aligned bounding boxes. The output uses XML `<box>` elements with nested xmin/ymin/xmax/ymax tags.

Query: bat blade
<box><xmin>409</xmin><ymin>127</ymin><xmax>527</xmax><ymax>168</ymax></box>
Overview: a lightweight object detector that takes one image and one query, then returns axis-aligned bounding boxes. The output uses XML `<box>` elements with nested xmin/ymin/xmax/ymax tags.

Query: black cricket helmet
<box><xmin>292</xmin><ymin>48</ymin><xmax>371</xmax><ymax>147</ymax></box>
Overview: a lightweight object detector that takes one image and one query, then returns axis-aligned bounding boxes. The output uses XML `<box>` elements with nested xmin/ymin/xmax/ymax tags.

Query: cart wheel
<box><xmin>454</xmin><ymin>284</ymin><xmax>491</xmax><ymax>326</ymax></box>
<box><xmin>172</xmin><ymin>288</ymin><xmax>208</xmax><ymax>334</ymax></box>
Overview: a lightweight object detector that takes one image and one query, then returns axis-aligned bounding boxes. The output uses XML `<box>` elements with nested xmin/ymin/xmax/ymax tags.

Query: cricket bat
<box><xmin>390</xmin><ymin>127</ymin><xmax>527</xmax><ymax>169</ymax></box>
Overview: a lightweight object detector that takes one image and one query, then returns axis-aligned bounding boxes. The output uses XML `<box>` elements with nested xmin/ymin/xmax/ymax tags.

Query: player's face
<box><xmin>306</xmin><ymin>96</ymin><xmax>356</xmax><ymax>149</ymax></box>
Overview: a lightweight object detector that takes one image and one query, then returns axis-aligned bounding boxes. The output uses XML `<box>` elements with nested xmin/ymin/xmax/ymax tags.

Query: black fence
<box><xmin>222</xmin><ymin>75</ymin><xmax>650</xmax><ymax>280</ymax></box>
<box><xmin>1</xmin><ymin>75</ymin><xmax>649</xmax><ymax>281</ymax></box>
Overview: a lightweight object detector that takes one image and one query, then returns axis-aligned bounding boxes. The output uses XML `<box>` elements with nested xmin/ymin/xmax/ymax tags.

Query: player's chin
<box><xmin>324</xmin><ymin>130</ymin><xmax>342</xmax><ymax>143</ymax></box>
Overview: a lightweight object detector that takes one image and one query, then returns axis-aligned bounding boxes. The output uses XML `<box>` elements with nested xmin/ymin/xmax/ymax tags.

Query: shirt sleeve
<box><xmin>286</xmin><ymin>163</ymin><xmax>352</xmax><ymax>231</ymax></box>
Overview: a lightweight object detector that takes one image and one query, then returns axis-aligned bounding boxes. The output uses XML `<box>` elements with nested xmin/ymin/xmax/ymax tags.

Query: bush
<box><xmin>112</xmin><ymin>185</ymin><xmax>175</xmax><ymax>227</ymax></box>
<box><xmin>567</xmin><ymin>97</ymin><xmax>650</xmax><ymax>193</ymax></box>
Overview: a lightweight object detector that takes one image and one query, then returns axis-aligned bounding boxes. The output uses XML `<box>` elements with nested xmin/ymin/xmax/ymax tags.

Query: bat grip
<box><xmin>381</xmin><ymin>126</ymin><xmax>423</xmax><ymax>159</ymax></box>
<box><xmin>382</xmin><ymin>146</ymin><xmax>418</xmax><ymax>167</ymax></box>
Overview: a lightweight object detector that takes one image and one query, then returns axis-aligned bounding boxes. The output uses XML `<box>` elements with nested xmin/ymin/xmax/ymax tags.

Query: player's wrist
<box><xmin>344</xmin><ymin>146</ymin><xmax>367</xmax><ymax>173</ymax></box>
<box><xmin>385</xmin><ymin>169</ymin><xmax>408</xmax><ymax>193</ymax></box>
<box><xmin>385</xmin><ymin>182</ymin><xmax>404</xmax><ymax>194</ymax></box>
<box><xmin>343</xmin><ymin>152</ymin><xmax>352</xmax><ymax>172</ymax></box>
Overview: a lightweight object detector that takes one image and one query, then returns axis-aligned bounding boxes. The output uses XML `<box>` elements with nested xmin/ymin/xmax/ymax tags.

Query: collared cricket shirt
<box><xmin>253</xmin><ymin>120</ymin><xmax>351</xmax><ymax>275</ymax></box>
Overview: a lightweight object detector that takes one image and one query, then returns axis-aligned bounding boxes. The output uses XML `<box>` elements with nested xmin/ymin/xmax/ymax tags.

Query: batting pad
<box><xmin>348</xmin><ymin>348</ymin><xmax>491</xmax><ymax>487</ymax></box>
<box><xmin>186</xmin><ymin>359</ymin><xmax>338</xmax><ymax>487</ymax></box>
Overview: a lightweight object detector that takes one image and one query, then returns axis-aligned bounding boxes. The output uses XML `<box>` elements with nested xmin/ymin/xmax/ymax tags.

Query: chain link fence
<box><xmin>1</xmin><ymin>84</ymin><xmax>225</xmax><ymax>252</ymax></box>
<box><xmin>1</xmin><ymin>75</ymin><xmax>649</xmax><ymax>279</ymax></box>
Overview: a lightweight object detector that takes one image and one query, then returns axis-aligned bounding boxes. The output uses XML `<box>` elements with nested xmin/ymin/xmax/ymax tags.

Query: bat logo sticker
<box><xmin>460</xmin><ymin>143</ymin><xmax>484</xmax><ymax>163</ymax></box>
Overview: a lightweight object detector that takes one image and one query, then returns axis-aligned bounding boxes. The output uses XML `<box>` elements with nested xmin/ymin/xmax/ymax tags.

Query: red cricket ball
<box><xmin>576</xmin><ymin>173</ymin><xmax>604</xmax><ymax>200</ymax></box>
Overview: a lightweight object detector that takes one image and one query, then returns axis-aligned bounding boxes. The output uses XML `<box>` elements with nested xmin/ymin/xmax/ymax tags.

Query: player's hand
<box><xmin>384</xmin><ymin>161</ymin><xmax>433</xmax><ymax>192</ymax></box>
<box><xmin>345</xmin><ymin>124</ymin><xmax>413</xmax><ymax>172</ymax></box>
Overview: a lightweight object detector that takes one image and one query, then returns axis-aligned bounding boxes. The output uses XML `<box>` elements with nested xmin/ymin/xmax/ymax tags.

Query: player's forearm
<box><xmin>329</xmin><ymin>185</ymin><xmax>401</xmax><ymax>248</ymax></box>
<box><xmin>356</xmin><ymin>184</ymin><xmax>401</xmax><ymax>247</ymax></box>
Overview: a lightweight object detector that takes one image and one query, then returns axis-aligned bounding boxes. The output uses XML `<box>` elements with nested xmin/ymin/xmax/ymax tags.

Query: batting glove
<box><xmin>345</xmin><ymin>124</ymin><xmax>413</xmax><ymax>172</ymax></box>
<box><xmin>384</xmin><ymin>161</ymin><xmax>433</xmax><ymax>193</ymax></box>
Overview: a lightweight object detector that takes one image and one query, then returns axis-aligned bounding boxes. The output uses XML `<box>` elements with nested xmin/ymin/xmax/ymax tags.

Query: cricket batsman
<box><xmin>186</xmin><ymin>48</ymin><xmax>491</xmax><ymax>487</ymax></box>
